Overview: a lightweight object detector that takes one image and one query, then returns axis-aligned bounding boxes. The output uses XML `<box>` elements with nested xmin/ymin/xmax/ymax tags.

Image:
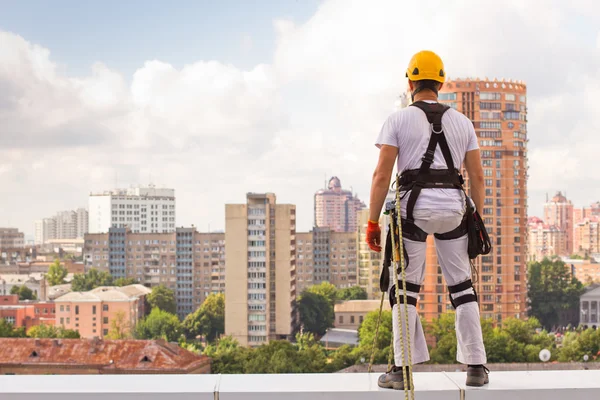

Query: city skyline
<box><xmin>1</xmin><ymin>1</ymin><xmax>599</xmax><ymax>243</ymax></box>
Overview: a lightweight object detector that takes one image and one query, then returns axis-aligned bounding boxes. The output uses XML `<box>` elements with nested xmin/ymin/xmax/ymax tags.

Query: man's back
<box><xmin>375</xmin><ymin>100</ymin><xmax>479</xmax><ymax>211</ymax></box>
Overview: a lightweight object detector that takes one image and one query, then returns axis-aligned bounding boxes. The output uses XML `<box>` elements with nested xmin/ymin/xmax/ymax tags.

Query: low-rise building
<box><xmin>54</xmin><ymin>284</ymin><xmax>151</xmax><ymax>338</ymax></box>
<box><xmin>334</xmin><ymin>299</ymin><xmax>390</xmax><ymax>330</ymax></box>
<box><xmin>580</xmin><ymin>285</ymin><xmax>600</xmax><ymax>329</ymax></box>
<box><xmin>0</xmin><ymin>295</ymin><xmax>55</xmax><ymax>331</ymax></box>
<box><xmin>0</xmin><ymin>338</ymin><xmax>211</xmax><ymax>374</ymax></box>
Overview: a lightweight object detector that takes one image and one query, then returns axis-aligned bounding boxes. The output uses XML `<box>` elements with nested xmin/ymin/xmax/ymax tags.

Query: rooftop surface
<box><xmin>0</xmin><ymin>370</ymin><xmax>599</xmax><ymax>399</ymax></box>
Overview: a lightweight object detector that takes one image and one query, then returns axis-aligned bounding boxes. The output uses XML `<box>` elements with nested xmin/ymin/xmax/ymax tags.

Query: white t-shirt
<box><xmin>375</xmin><ymin>100</ymin><xmax>479</xmax><ymax>212</ymax></box>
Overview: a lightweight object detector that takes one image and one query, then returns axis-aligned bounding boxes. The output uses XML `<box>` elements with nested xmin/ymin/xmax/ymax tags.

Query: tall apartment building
<box><xmin>295</xmin><ymin>229</ymin><xmax>357</xmax><ymax>294</ymax></box>
<box><xmin>34</xmin><ymin>208</ymin><xmax>88</xmax><ymax>245</ymax></box>
<box><xmin>527</xmin><ymin>216</ymin><xmax>568</xmax><ymax>262</ymax></box>
<box><xmin>88</xmin><ymin>185</ymin><xmax>175</xmax><ymax>234</ymax></box>
<box><xmin>83</xmin><ymin>228</ymin><xmax>225</xmax><ymax>318</ymax></box>
<box><xmin>314</xmin><ymin>177</ymin><xmax>366</xmax><ymax>232</ymax></box>
<box><xmin>224</xmin><ymin>193</ymin><xmax>297</xmax><ymax>346</ymax></box>
<box><xmin>436</xmin><ymin>78</ymin><xmax>528</xmax><ymax>323</ymax></box>
<box><xmin>0</xmin><ymin>228</ymin><xmax>24</xmax><ymax>248</ymax></box>
<box><xmin>543</xmin><ymin>192</ymin><xmax>574</xmax><ymax>255</ymax></box>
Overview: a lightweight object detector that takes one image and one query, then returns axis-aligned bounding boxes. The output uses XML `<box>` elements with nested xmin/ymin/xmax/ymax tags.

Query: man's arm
<box><xmin>464</xmin><ymin>148</ymin><xmax>485</xmax><ymax>214</ymax></box>
<box><xmin>369</xmin><ymin>144</ymin><xmax>398</xmax><ymax>221</ymax></box>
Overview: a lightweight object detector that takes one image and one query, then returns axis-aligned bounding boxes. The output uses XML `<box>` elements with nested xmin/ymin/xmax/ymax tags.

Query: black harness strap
<box><xmin>448</xmin><ymin>279</ymin><xmax>478</xmax><ymax>308</ymax></box>
<box><xmin>389</xmin><ymin>285</ymin><xmax>418</xmax><ymax>308</ymax></box>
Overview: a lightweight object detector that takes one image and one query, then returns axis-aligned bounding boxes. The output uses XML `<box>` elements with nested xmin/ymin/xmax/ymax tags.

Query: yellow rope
<box><xmin>391</xmin><ymin>180</ymin><xmax>414</xmax><ymax>399</ymax></box>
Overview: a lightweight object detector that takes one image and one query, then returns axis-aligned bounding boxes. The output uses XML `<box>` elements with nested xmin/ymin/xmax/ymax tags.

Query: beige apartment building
<box><xmin>527</xmin><ymin>216</ymin><xmax>568</xmax><ymax>262</ymax></box>
<box><xmin>295</xmin><ymin>229</ymin><xmax>357</xmax><ymax>294</ymax></box>
<box><xmin>543</xmin><ymin>192</ymin><xmax>574</xmax><ymax>255</ymax></box>
<box><xmin>334</xmin><ymin>299</ymin><xmax>390</xmax><ymax>330</ymax></box>
<box><xmin>573</xmin><ymin>218</ymin><xmax>600</xmax><ymax>256</ymax></box>
<box><xmin>54</xmin><ymin>284</ymin><xmax>151</xmax><ymax>338</ymax></box>
<box><xmin>84</xmin><ymin>229</ymin><xmax>225</xmax><ymax>318</ymax></box>
<box><xmin>225</xmin><ymin>193</ymin><xmax>298</xmax><ymax>346</ymax></box>
<box><xmin>314</xmin><ymin>177</ymin><xmax>366</xmax><ymax>232</ymax></box>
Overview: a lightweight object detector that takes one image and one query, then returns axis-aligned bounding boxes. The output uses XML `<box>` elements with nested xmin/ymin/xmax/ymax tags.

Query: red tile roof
<box><xmin>0</xmin><ymin>338</ymin><xmax>210</xmax><ymax>373</ymax></box>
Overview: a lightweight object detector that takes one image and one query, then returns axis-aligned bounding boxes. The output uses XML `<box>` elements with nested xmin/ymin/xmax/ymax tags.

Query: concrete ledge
<box><xmin>217</xmin><ymin>372</ymin><xmax>459</xmax><ymax>400</ymax></box>
<box><xmin>0</xmin><ymin>371</ymin><xmax>599</xmax><ymax>400</ymax></box>
<box><xmin>445</xmin><ymin>370</ymin><xmax>600</xmax><ymax>400</ymax></box>
<box><xmin>0</xmin><ymin>375</ymin><xmax>219</xmax><ymax>399</ymax></box>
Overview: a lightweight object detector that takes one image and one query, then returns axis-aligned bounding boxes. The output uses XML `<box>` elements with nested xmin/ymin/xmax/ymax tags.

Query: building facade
<box><xmin>580</xmin><ymin>286</ymin><xmax>600</xmax><ymax>329</ymax></box>
<box><xmin>34</xmin><ymin>208</ymin><xmax>89</xmax><ymax>245</ymax></box>
<box><xmin>83</xmin><ymin>229</ymin><xmax>225</xmax><ymax>318</ymax></box>
<box><xmin>573</xmin><ymin>218</ymin><xmax>600</xmax><ymax>257</ymax></box>
<box><xmin>314</xmin><ymin>177</ymin><xmax>366</xmax><ymax>232</ymax></box>
<box><xmin>543</xmin><ymin>192</ymin><xmax>574</xmax><ymax>255</ymax></box>
<box><xmin>0</xmin><ymin>295</ymin><xmax>55</xmax><ymax>331</ymax></box>
<box><xmin>295</xmin><ymin>229</ymin><xmax>357</xmax><ymax>294</ymax></box>
<box><xmin>334</xmin><ymin>299</ymin><xmax>390</xmax><ymax>330</ymax></box>
<box><xmin>224</xmin><ymin>193</ymin><xmax>297</xmax><ymax>346</ymax></box>
<box><xmin>54</xmin><ymin>284</ymin><xmax>151</xmax><ymax>338</ymax></box>
<box><xmin>527</xmin><ymin>217</ymin><xmax>568</xmax><ymax>262</ymax></box>
<box><xmin>0</xmin><ymin>228</ymin><xmax>24</xmax><ymax>248</ymax></box>
<box><xmin>437</xmin><ymin>78</ymin><xmax>529</xmax><ymax>323</ymax></box>
<box><xmin>88</xmin><ymin>185</ymin><xmax>176</xmax><ymax>234</ymax></box>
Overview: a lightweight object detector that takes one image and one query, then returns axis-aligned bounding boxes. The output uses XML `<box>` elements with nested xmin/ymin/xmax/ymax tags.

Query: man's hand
<box><xmin>366</xmin><ymin>220</ymin><xmax>382</xmax><ymax>252</ymax></box>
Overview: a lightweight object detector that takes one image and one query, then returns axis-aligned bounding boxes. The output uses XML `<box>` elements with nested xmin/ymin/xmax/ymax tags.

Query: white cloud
<box><xmin>1</xmin><ymin>0</ymin><xmax>600</xmax><ymax>236</ymax></box>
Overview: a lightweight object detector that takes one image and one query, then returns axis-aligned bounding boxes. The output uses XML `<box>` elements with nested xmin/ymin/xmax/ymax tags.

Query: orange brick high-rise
<box><xmin>426</xmin><ymin>78</ymin><xmax>528</xmax><ymax>324</ymax></box>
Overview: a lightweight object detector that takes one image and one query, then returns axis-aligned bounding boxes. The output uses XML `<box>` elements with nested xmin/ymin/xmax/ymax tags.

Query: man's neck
<box><xmin>413</xmin><ymin>90</ymin><xmax>438</xmax><ymax>103</ymax></box>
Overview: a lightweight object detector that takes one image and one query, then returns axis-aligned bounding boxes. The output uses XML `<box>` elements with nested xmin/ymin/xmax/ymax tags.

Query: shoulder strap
<box><xmin>410</xmin><ymin>101</ymin><xmax>455</xmax><ymax>171</ymax></box>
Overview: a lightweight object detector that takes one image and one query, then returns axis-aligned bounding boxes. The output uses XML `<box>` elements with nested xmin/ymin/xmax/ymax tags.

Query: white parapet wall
<box><xmin>1</xmin><ymin>371</ymin><xmax>600</xmax><ymax>400</ymax></box>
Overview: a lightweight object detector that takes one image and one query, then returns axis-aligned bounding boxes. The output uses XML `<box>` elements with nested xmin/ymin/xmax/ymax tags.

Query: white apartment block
<box><xmin>34</xmin><ymin>208</ymin><xmax>89</xmax><ymax>245</ymax></box>
<box><xmin>88</xmin><ymin>185</ymin><xmax>176</xmax><ymax>234</ymax></box>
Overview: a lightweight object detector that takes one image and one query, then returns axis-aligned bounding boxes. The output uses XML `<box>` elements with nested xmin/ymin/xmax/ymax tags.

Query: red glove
<box><xmin>366</xmin><ymin>220</ymin><xmax>381</xmax><ymax>252</ymax></box>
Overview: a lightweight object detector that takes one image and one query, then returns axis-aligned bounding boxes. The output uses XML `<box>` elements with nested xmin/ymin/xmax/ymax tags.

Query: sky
<box><xmin>1</xmin><ymin>0</ymin><xmax>600</xmax><ymax>238</ymax></box>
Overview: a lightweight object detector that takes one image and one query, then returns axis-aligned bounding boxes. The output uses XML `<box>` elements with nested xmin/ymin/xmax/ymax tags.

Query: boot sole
<box><xmin>378</xmin><ymin>380</ymin><xmax>407</xmax><ymax>390</ymax></box>
<box><xmin>465</xmin><ymin>376</ymin><xmax>489</xmax><ymax>387</ymax></box>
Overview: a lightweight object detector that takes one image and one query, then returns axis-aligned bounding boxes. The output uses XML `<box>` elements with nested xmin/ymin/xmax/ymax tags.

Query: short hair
<box><xmin>412</xmin><ymin>79</ymin><xmax>442</xmax><ymax>94</ymax></box>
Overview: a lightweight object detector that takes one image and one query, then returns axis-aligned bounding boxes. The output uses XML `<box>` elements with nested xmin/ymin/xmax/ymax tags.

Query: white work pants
<box><xmin>387</xmin><ymin>208</ymin><xmax>487</xmax><ymax>367</ymax></box>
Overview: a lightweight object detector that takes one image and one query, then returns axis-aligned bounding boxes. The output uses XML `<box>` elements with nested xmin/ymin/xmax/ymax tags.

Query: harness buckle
<box><xmin>431</xmin><ymin>123</ymin><xmax>443</xmax><ymax>134</ymax></box>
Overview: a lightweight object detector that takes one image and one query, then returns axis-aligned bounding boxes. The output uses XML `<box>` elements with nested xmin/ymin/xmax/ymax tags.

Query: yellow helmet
<box><xmin>405</xmin><ymin>50</ymin><xmax>445</xmax><ymax>83</ymax></box>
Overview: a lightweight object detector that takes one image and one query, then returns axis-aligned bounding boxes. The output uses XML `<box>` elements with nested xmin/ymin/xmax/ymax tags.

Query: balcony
<box><xmin>1</xmin><ymin>371</ymin><xmax>599</xmax><ymax>399</ymax></box>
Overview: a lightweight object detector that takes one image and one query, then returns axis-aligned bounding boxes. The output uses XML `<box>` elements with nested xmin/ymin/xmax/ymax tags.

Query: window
<box><xmin>480</xmin><ymin>92</ymin><xmax>501</xmax><ymax>100</ymax></box>
<box><xmin>350</xmin><ymin>315</ymin><xmax>355</xmax><ymax>324</ymax></box>
<box><xmin>92</xmin><ymin>305</ymin><xmax>96</xmax><ymax>315</ymax></box>
<box><xmin>75</xmin><ymin>306</ymin><xmax>79</xmax><ymax>315</ymax></box>
<box><xmin>439</xmin><ymin>93</ymin><xmax>456</xmax><ymax>100</ymax></box>
<box><xmin>103</xmin><ymin>317</ymin><xmax>109</xmax><ymax>324</ymax></box>
<box><xmin>103</xmin><ymin>305</ymin><xmax>109</xmax><ymax>312</ymax></box>
<box><xmin>60</xmin><ymin>305</ymin><xmax>64</xmax><ymax>312</ymax></box>
<box><xmin>505</xmin><ymin>93</ymin><xmax>516</xmax><ymax>101</ymax></box>
<box><xmin>339</xmin><ymin>315</ymin><xmax>343</xmax><ymax>324</ymax></box>
<box><xmin>504</xmin><ymin>111</ymin><xmax>520</xmax><ymax>120</ymax></box>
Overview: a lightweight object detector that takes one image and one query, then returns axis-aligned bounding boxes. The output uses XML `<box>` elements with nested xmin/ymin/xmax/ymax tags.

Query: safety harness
<box><xmin>369</xmin><ymin>101</ymin><xmax>492</xmax><ymax>390</ymax></box>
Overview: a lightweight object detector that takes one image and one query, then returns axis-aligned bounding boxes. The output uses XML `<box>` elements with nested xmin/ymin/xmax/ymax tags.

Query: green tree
<box><xmin>203</xmin><ymin>336</ymin><xmax>252</xmax><ymax>374</ymax></box>
<box><xmin>182</xmin><ymin>293</ymin><xmax>224</xmax><ymax>342</ymax></box>
<box><xmin>134</xmin><ymin>308</ymin><xmax>181</xmax><ymax>341</ymax></box>
<box><xmin>306</xmin><ymin>282</ymin><xmax>338</xmax><ymax>306</ymax></box>
<box><xmin>528</xmin><ymin>258</ymin><xmax>585</xmax><ymax>330</ymax></box>
<box><xmin>147</xmin><ymin>285</ymin><xmax>177</xmax><ymax>314</ymax></box>
<box><xmin>46</xmin><ymin>259</ymin><xmax>68</xmax><ymax>286</ymax></box>
<box><xmin>426</xmin><ymin>313</ymin><xmax>458</xmax><ymax>364</ymax></box>
<box><xmin>0</xmin><ymin>319</ymin><xmax>26</xmax><ymax>338</ymax></box>
<box><xmin>114</xmin><ymin>277</ymin><xmax>138</xmax><ymax>287</ymax></box>
<box><xmin>10</xmin><ymin>285</ymin><xmax>37</xmax><ymax>300</ymax></box>
<box><xmin>336</xmin><ymin>286</ymin><xmax>368</xmax><ymax>301</ymax></box>
<box><xmin>298</xmin><ymin>291</ymin><xmax>334</xmax><ymax>336</ymax></box>
<box><xmin>71</xmin><ymin>269</ymin><xmax>114</xmax><ymax>292</ymax></box>
<box><xmin>27</xmin><ymin>324</ymin><xmax>80</xmax><ymax>338</ymax></box>
<box><xmin>558</xmin><ymin>328</ymin><xmax>600</xmax><ymax>362</ymax></box>
<box><xmin>106</xmin><ymin>310</ymin><xmax>131</xmax><ymax>339</ymax></box>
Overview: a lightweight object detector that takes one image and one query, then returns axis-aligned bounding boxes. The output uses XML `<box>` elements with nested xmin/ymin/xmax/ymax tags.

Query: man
<box><xmin>366</xmin><ymin>50</ymin><xmax>489</xmax><ymax>389</ymax></box>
